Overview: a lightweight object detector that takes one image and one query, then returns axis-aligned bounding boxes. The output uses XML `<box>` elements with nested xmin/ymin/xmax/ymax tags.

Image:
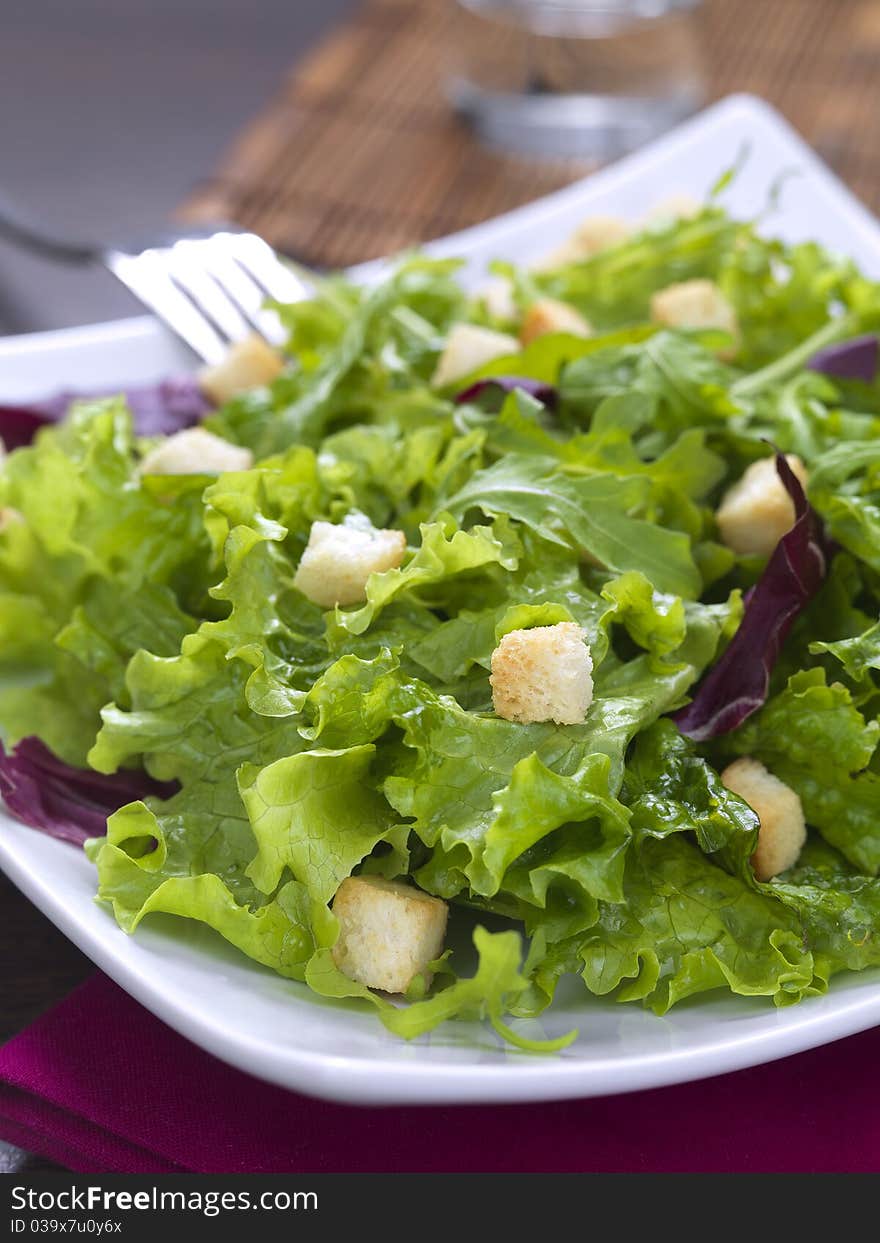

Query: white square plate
<box><xmin>3</xmin><ymin>95</ymin><xmax>880</xmax><ymax>1105</ymax></box>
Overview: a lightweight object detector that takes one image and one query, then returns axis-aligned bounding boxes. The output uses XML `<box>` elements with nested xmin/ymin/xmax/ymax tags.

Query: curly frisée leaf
<box><xmin>332</xmin><ymin>517</ymin><xmax>519</xmax><ymax>637</ymax></box>
<box><xmin>726</xmin><ymin>668</ymin><xmax>880</xmax><ymax>875</ymax></box>
<box><xmin>575</xmin><ymin>836</ymin><xmax>817</xmax><ymax>1012</ymax></box>
<box><xmin>237</xmin><ymin>745</ymin><xmax>401</xmax><ymax>902</ymax></box>
<box><xmin>675</xmin><ymin>453</ymin><xmax>833</xmax><ymax>740</ymax></box>
<box><xmin>307</xmin><ymin>925</ymin><xmax>576</xmax><ymax>1050</ymax></box>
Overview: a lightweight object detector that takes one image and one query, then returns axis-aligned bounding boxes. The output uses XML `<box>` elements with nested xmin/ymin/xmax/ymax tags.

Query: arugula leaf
<box><xmin>443</xmin><ymin>454</ymin><xmax>701</xmax><ymax>598</ymax></box>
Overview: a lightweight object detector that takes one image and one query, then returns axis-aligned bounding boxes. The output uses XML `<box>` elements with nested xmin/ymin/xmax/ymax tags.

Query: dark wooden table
<box><xmin>184</xmin><ymin>0</ymin><xmax>880</xmax><ymax>265</ymax></box>
<box><xmin>6</xmin><ymin>0</ymin><xmax>880</xmax><ymax>1174</ymax></box>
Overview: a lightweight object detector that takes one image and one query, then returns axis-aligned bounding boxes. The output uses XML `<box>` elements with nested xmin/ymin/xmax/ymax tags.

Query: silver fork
<box><xmin>0</xmin><ymin>199</ymin><xmax>311</xmax><ymax>364</ymax></box>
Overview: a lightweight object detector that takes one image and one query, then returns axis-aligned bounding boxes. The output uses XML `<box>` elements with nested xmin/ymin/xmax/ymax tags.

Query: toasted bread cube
<box><xmin>431</xmin><ymin>323</ymin><xmax>520</xmax><ymax>388</ymax></box>
<box><xmin>478</xmin><ymin>276</ymin><xmax>518</xmax><ymax>322</ymax></box>
<box><xmin>293</xmin><ymin>513</ymin><xmax>407</xmax><ymax>608</ymax></box>
<box><xmin>650</xmin><ymin>278</ymin><xmax>739</xmax><ymax>359</ymax></box>
<box><xmin>520</xmin><ymin>298</ymin><xmax>592</xmax><ymax>346</ymax></box>
<box><xmin>198</xmin><ymin>334</ymin><xmax>284</xmax><ymax>405</ymax></box>
<box><xmin>139</xmin><ymin>426</ymin><xmax>253</xmax><ymax>476</ymax></box>
<box><xmin>532</xmin><ymin>214</ymin><xmax>630</xmax><ymax>270</ymax></box>
<box><xmin>572</xmin><ymin>214</ymin><xmax>631</xmax><ymax>253</ymax></box>
<box><xmin>490</xmin><ymin>621</ymin><xmax>593</xmax><ymax>725</ymax></box>
<box><xmin>721</xmin><ymin>757</ymin><xmax>806</xmax><ymax>882</ymax></box>
<box><xmin>0</xmin><ymin>507</ymin><xmax>23</xmax><ymax>533</ymax></box>
<box><xmin>716</xmin><ymin>454</ymin><xmax>808</xmax><ymax>558</ymax></box>
<box><xmin>644</xmin><ymin>193</ymin><xmax>701</xmax><ymax>225</ymax></box>
<box><xmin>331</xmin><ymin>876</ymin><xmax>449</xmax><ymax>994</ymax></box>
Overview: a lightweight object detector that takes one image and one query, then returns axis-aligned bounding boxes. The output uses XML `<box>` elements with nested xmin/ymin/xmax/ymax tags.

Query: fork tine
<box><xmin>106</xmin><ymin>248</ymin><xmax>228</xmax><ymax>364</ymax></box>
<box><xmin>200</xmin><ymin>237</ymin><xmax>288</xmax><ymax>345</ymax></box>
<box><xmin>105</xmin><ymin>231</ymin><xmax>310</xmax><ymax>364</ymax></box>
<box><xmin>224</xmin><ymin>232</ymin><xmax>311</xmax><ymax>304</ymax></box>
<box><xmin>165</xmin><ymin>239</ymin><xmax>252</xmax><ymax>346</ymax></box>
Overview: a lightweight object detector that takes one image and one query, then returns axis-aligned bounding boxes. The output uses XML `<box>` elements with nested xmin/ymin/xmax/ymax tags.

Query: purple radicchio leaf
<box><xmin>0</xmin><ymin>376</ymin><xmax>210</xmax><ymax>449</ymax></box>
<box><xmin>674</xmin><ymin>453</ymin><xmax>833</xmax><ymax>742</ymax></box>
<box><xmin>0</xmin><ymin>737</ymin><xmax>178</xmax><ymax>847</ymax></box>
<box><xmin>454</xmin><ymin>376</ymin><xmax>559</xmax><ymax>412</ymax></box>
<box><xmin>0</xmin><ymin>405</ymin><xmax>54</xmax><ymax>451</ymax></box>
<box><xmin>806</xmin><ymin>334</ymin><xmax>879</xmax><ymax>384</ymax></box>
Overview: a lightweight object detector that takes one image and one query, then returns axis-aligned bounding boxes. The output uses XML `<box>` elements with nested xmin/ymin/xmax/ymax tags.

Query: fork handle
<box><xmin>0</xmin><ymin>195</ymin><xmax>97</xmax><ymax>265</ymax></box>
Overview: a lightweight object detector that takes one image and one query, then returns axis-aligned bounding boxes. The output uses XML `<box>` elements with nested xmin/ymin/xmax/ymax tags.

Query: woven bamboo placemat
<box><xmin>181</xmin><ymin>0</ymin><xmax>880</xmax><ymax>268</ymax></box>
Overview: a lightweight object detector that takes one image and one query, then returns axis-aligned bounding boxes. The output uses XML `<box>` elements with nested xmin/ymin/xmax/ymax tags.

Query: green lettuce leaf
<box><xmin>811</xmin><ymin>618</ymin><xmax>880</xmax><ymax>686</ymax></box>
<box><xmin>89</xmin><ymin>802</ymin><xmax>315</xmax><ymax>980</ymax></box>
<box><xmin>330</xmin><ymin>516</ymin><xmax>519</xmax><ymax>637</ymax></box>
<box><xmin>624</xmin><ymin>720</ymin><xmax>759</xmax><ymax>869</ymax></box>
<box><xmin>238</xmin><ymin>744</ymin><xmax>401</xmax><ymax>902</ymax></box>
<box><xmin>725</xmin><ymin>668</ymin><xmax>880</xmax><ymax>874</ymax></box>
<box><xmin>0</xmin><ymin>399</ymin><xmax>209</xmax><ymax>762</ymax></box>
<box><xmin>386</xmin><ymin>606</ymin><xmax>725</xmax><ymax>903</ymax></box>
<box><xmin>769</xmin><ymin>840</ymin><xmax>880</xmax><ymax>981</ymax></box>
<box><xmin>575</xmin><ymin>836</ymin><xmax>817</xmax><ymax>1011</ymax></box>
<box><xmin>87</xmin><ymin>632</ymin><xmax>319</xmax><ymax>964</ymax></box>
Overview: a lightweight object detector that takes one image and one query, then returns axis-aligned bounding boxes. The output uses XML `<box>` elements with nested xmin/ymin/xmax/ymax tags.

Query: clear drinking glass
<box><xmin>449</xmin><ymin>0</ymin><xmax>706</xmax><ymax>159</ymax></box>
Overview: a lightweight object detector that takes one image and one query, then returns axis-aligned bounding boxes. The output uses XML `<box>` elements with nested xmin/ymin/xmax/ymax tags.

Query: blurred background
<box><xmin>2</xmin><ymin>0</ymin><xmax>879</xmax><ymax>335</ymax></box>
<box><xmin>0</xmin><ymin>1</ymin><xmax>355</xmax><ymax>333</ymax></box>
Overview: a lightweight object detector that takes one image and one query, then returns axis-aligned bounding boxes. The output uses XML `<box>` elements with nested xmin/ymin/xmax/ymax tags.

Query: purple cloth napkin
<box><xmin>0</xmin><ymin>973</ymin><xmax>877</xmax><ymax>1173</ymax></box>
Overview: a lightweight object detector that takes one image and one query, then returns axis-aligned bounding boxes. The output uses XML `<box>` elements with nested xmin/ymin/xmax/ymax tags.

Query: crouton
<box><xmin>431</xmin><ymin>323</ymin><xmax>519</xmax><ymax>388</ymax></box>
<box><xmin>293</xmin><ymin>513</ymin><xmax>407</xmax><ymax>608</ymax></box>
<box><xmin>716</xmin><ymin>454</ymin><xmax>808</xmax><ymax>558</ymax></box>
<box><xmin>650</xmin><ymin>278</ymin><xmax>739</xmax><ymax>358</ymax></box>
<box><xmin>520</xmin><ymin>298</ymin><xmax>592</xmax><ymax>346</ymax></box>
<box><xmin>0</xmin><ymin>507</ymin><xmax>23</xmax><ymax>533</ymax></box>
<box><xmin>644</xmin><ymin>193</ymin><xmax>701</xmax><ymax>225</ymax></box>
<box><xmin>138</xmin><ymin>426</ymin><xmax>253</xmax><ymax>476</ymax></box>
<box><xmin>490</xmin><ymin>621</ymin><xmax>593</xmax><ymax>725</ymax></box>
<box><xmin>532</xmin><ymin>214</ymin><xmax>630</xmax><ymax>271</ymax></box>
<box><xmin>198</xmin><ymin>334</ymin><xmax>284</xmax><ymax>406</ymax></box>
<box><xmin>331</xmin><ymin>875</ymin><xmax>449</xmax><ymax>994</ymax></box>
<box><xmin>572</xmin><ymin>214</ymin><xmax>631</xmax><ymax>253</ymax></box>
<box><xmin>721</xmin><ymin>757</ymin><xmax>807</xmax><ymax>881</ymax></box>
<box><xmin>478</xmin><ymin>276</ymin><xmax>517</xmax><ymax>322</ymax></box>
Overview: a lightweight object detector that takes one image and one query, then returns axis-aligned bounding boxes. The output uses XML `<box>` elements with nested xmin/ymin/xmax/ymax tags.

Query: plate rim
<box><xmin>3</xmin><ymin>92</ymin><xmax>880</xmax><ymax>1105</ymax></box>
<box><xmin>4</xmin><ymin>816</ymin><xmax>880</xmax><ymax>1105</ymax></box>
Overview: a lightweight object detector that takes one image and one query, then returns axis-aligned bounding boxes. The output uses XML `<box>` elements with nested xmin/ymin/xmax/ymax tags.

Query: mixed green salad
<box><xmin>6</xmin><ymin>187</ymin><xmax>880</xmax><ymax>1050</ymax></box>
